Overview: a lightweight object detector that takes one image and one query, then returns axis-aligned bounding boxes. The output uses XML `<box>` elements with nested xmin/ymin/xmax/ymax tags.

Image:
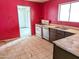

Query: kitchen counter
<box><xmin>53</xmin><ymin>34</ymin><xmax>79</xmax><ymax>57</ymax></box>
<box><xmin>38</xmin><ymin>24</ymin><xmax>79</xmax><ymax>57</ymax></box>
<box><xmin>42</xmin><ymin>24</ymin><xmax>79</xmax><ymax>34</ymax></box>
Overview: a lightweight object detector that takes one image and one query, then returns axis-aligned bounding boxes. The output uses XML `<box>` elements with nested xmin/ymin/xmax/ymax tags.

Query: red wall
<box><xmin>43</xmin><ymin>0</ymin><xmax>79</xmax><ymax>27</ymax></box>
<box><xmin>0</xmin><ymin>0</ymin><xmax>42</xmax><ymax>40</ymax></box>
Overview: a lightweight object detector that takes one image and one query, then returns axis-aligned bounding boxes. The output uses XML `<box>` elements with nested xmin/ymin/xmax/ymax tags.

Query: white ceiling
<box><xmin>27</xmin><ymin>0</ymin><xmax>49</xmax><ymax>3</ymax></box>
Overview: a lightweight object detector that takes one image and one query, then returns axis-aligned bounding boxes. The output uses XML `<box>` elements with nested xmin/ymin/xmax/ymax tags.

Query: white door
<box><xmin>17</xmin><ymin>5</ymin><xmax>31</xmax><ymax>38</ymax></box>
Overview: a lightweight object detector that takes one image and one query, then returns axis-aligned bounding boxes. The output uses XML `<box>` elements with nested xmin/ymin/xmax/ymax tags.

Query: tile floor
<box><xmin>0</xmin><ymin>36</ymin><xmax>53</xmax><ymax>59</ymax></box>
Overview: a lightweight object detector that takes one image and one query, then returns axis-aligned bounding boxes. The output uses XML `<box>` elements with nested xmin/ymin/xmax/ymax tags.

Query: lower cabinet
<box><xmin>49</xmin><ymin>28</ymin><xmax>65</xmax><ymax>42</ymax></box>
<box><xmin>49</xmin><ymin>28</ymin><xmax>74</xmax><ymax>43</ymax></box>
<box><xmin>55</xmin><ymin>29</ymin><xmax>65</xmax><ymax>40</ymax></box>
<box><xmin>53</xmin><ymin>44</ymin><xmax>79</xmax><ymax>59</ymax></box>
<box><xmin>49</xmin><ymin>28</ymin><xmax>56</xmax><ymax>42</ymax></box>
<box><xmin>64</xmin><ymin>32</ymin><xmax>74</xmax><ymax>37</ymax></box>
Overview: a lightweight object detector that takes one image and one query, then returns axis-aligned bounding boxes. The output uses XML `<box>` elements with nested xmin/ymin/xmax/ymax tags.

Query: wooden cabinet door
<box><xmin>49</xmin><ymin>28</ymin><xmax>56</xmax><ymax>42</ymax></box>
<box><xmin>55</xmin><ymin>29</ymin><xmax>65</xmax><ymax>40</ymax></box>
<box><xmin>64</xmin><ymin>32</ymin><xmax>74</xmax><ymax>37</ymax></box>
<box><xmin>53</xmin><ymin>44</ymin><xmax>79</xmax><ymax>59</ymax></box>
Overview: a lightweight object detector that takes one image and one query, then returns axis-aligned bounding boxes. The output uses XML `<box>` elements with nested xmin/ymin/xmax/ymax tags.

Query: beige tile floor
<box><xmin>0</xmin><ymin>36</ymin><xmax>53</xmax><ymax>59</ymax></box>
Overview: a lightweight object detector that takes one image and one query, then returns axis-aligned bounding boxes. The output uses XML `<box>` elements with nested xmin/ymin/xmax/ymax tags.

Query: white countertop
<box><xmin>53</xmin><ymin>34</ymin><xmax>79</xmax><ymax>57</ymax></box>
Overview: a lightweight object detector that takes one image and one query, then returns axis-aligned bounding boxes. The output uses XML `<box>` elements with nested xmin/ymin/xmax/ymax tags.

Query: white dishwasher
<box><xmin>35</xmin><ymin>24</ymin><xmax>42</xmax><ymax>38</ymax></box>
<box><xmin>42</xmin><ymin>26</ymin><xmax>49</xmax><ymax>40</ymax></box>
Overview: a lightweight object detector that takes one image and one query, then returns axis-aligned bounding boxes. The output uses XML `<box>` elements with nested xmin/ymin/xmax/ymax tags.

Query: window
<box><xmin>58</xmin><ymin>3</ymin><xmax>70</xmax><ymax>21</ymax></box>
<box><xmin>70</xmin><ymin>2</ymin><xmax>79</xmax><ymax>22</ymax></box>
<box><xmin>58</xmin><ymin>1</ymin><xmax>79</xmax><ymax>22</ymax></box>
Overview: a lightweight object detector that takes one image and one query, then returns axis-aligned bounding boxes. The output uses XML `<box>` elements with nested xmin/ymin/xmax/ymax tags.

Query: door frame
<box><xmin>17</xmin><ymin>5</ymin><xmax>32</xmax><ymax>37</ymax></box>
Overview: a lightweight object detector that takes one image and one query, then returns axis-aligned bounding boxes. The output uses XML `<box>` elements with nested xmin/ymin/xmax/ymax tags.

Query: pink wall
<box><xmin>0</xmin><ymin>0</ymin><xmax>42</xmax><ymax>40</ymax></box>
<box><xmin>43</xmin><ymin>0</ymin><xmax>79</xmax><ymax>27</ymax></box>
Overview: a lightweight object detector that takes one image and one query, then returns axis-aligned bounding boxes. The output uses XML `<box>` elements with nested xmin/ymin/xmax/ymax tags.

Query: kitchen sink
<box><xmin>55</xmin><ymin>26</ymin><xmax>69</xmax><ymax>30</ymax></box>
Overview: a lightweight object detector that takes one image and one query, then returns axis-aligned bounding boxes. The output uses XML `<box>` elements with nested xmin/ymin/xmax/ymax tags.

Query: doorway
<box><xmin>17</xmin><ymin>5</ymin><xmax>31</xmax><ymax>38</ymax></box>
